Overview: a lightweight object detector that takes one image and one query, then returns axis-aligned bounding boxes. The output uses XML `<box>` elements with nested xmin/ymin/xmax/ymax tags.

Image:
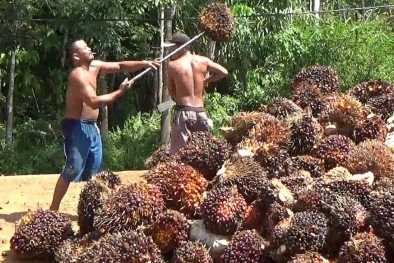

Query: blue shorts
<box><xmin>60</xmin><ymin>118</ymin><xmax>103</xmax><ymax>182</ymax></box>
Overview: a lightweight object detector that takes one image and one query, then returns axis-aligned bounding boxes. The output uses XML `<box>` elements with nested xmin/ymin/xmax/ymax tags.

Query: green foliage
<box><xmin>102</xmin><ymin>112</ymin><xmax>161</xmax><ymax>171</ymax></box>
<box><xmin>2</xmin><ymin>0</ymin><xmax>394</xmax><ymax>175</ymax></box>
<box><xmin>0</xmin><ymin>113</ymin><xmax>161</xmax><ymax>175</ymax></box>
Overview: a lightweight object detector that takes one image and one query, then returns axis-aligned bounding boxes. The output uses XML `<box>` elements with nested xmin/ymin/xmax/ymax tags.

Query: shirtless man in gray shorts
<box><xmin>163</xmin><ymin>33</ymin><xmax>228</xmax><ymax>156</ymax></box>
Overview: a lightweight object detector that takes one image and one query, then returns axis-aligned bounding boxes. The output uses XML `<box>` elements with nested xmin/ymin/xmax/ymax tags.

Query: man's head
<box><xmin>163</xmin><ymin>33</ymin><xmax>191</xmax><ymax>59</ymax></box>
<box><xmin>67</xmin><ymin>39</ymin><xmax>95</xmax><ymax>67</ymax></box>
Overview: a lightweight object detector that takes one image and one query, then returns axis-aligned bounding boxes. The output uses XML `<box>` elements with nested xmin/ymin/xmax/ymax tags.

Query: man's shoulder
<box><xmin>90</xmin><ymin>60</ymin><xmax>103</xmax><ymax>68</ymax></box>
<box><xmin>192</xmin><ymin>54</ymin><xmax>210</xmax><ymax>61</ymax></box>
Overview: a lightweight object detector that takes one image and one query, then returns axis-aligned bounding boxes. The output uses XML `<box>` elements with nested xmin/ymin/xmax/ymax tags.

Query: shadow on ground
<box><xmin>0</xmin><ymin>212</ymin><xmax>78</xmax><ymax>224</ymax></box>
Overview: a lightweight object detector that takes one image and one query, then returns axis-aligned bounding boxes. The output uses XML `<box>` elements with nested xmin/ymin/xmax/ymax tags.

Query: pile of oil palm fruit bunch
<box><xmin>9</xmin><ymin>64</ymin><xmax>394</xmax><ymax>262</ymax></box>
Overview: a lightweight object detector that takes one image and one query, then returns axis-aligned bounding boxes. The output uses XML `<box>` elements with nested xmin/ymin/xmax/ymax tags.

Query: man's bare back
<box><xmin>168</xmin><ymin>54</ymin><xmax>208</xmax><ymax>107</ymax></box>
<box><xmin>168</xmin><ymin>53</ymin><xmax>228</xmax><ymax>108</ymax></box>
<box><xmin>164</xmin><ymin>32</ymin><xmax>228</xmax><ymax>156</ymax></box>
<box><xmin>65</xmin><ymin>66</ymin><xmax>101</xmax><ymax>121</ymax></box>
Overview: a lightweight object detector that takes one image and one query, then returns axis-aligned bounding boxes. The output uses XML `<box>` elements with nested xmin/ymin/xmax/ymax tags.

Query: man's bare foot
<box><xmin>49</xmin><ymin>176</ymin><xmax>70</xmax><ymax>213</ymax></box>
<box><xmin>49</xmin><ymin>205</ymin><xmax>59</xmax><ymax>212</ymax></box>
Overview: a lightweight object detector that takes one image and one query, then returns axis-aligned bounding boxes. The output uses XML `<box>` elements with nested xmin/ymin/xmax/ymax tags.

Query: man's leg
<box><xmin>81</xmin><ymin>124</ymin><xmax>103</xmax><ymax>181</ymax></box>
<box><xmin>169</xmin><ymin>111</ymin><xmax>189</xmax><ymax>157</ymax></box>
<box><xmin>49</xmin><ymin>125</ymin><xmax>90</xmax><ymax>211</ymax></box>
<box><xmin>195</xmin><ymin>112</ymin><xmax>211</xmax><ymax>132</ymax></box>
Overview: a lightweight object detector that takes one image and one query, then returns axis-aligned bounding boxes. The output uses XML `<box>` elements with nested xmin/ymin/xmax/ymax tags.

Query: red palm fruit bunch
<box><xmin>220</xmin><ymin>111</ymin><xmax>289</xmax><ymax>147</ymax></box>
<box><xmin>93</xmin><ymin>181</ymin><xmax>165</xmax><ymax>234</ymax></box>
<box><xmin>263</xmin><ymin>96</ymin><xmax>304</xmax><ymax>120</ymax></box>
<box><xmin>145</xmin><ymin>143</ymin><xmax>171</xmax><ymax>169</ymax></box>
<box><xmin>201</xmin><ymin>185</ymin><xmax>248</xmax><ymax>236</ymax></box>
<box><xmin>312</xmin><ymin>134</ymin><xmax>355</xmax><ymax>170</ymax></box>
<box><xmin>150</xmin><ymin>209</ymin><xmax>191</xmax><ymax>255</ymax></box>
<box><xmin>10</xmin><ymin>209</ymin><xmax>74</xmax><ymax>261</ymax></box>
<box><xmin>173</xmin><ymin>131</ymin><xmax>231</xmax><ymax>180</ymax></box>
<box><xmin>144</xmin><ymin>161</ymin><xmax>208</xmax><ymax>218</ymax></box>
<box><xmin>352</xmin><ymin>113</ymin><xmax>387</xmax><ymax>144</ymax></box>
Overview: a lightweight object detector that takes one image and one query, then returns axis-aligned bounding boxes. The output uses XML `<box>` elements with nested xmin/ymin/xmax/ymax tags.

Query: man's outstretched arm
<box><xmin>92</xmin><ymin>59</ymin><xmax>161</xmax><ymax>75</ymax></box>
<box><xmin>204</xmin><ymin>58</ymin><xmax>228</xmax><ymax>84</ymax></box>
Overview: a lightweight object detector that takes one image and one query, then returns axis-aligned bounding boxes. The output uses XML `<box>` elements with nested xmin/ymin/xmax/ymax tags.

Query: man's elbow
<box><xmin>84</xmin><ymin>98</ymin><xmax>101</xmax><ymax>110</ymax></box>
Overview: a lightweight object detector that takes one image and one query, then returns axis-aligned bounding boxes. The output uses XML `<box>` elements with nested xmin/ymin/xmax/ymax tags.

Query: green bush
<box><xmin>2</xmin><ymin>16</ymin><xmax>394</xmax><ymax>175</ymax></box>
<box><xmin>0</xmin><ymin>113</ymin><xmax>161</xmax><ymax>175</ymax></box>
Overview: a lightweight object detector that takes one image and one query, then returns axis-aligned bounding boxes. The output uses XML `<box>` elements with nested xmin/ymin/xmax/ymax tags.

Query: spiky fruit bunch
<box><xmin>241</xmin><ymin>203</ymin><xmax>264</xmax><ymax>231</ymax></box>
<box><xmin>271</xmin><ymin>211</ymin><xmax>328</xmax><ymax>262</ymax></box>
<box><xmin>294</xmin><ymin>186</ymin><xmax>334</xmax><ymax>212</ymax></box>
<box><xmin>374</xmin><ymin>177</ymin><xmax>394</xmax><ymax>192</ymax></box>
<box><xmin>150</xmin><ymin>210</ymin><xmax>190</xmax><ymax>254</ymax></box>
<box><xmin>291</xmin><ymin>155</ymin><xmax>325</xmax><ymax>178</ymax></box>
<box><xmin>256</xmin><ymin>178</ymin><xmax>295</xmax><ymax>212</ymax></box>
<box><xmin>263</xmin><ymin>202</ymin><xmax>289</xmax><ymax>235</ymax></box>
<box><xmin>235</xmin><ymin>138</ymin><xmax>265</xmax><ymax>156</ymax></box>
<box><xmin>321</xmin><ymin>93</ymin><xmax>371</xmax><ymax>135</ymax></box>
<box><xmin>145</xmin><ymin>143</ymin><xmax>171</xmax><ymax>168</ymax></box>
<box><xmin>144</xmin><ymin>162</ymin><xmax>208</xmax><ymax>217</ymax></box>
<box><xmin>265</xmin><ymin>97</ymin><xmax>303</xmax><ymax>120</ymax></box>
<box><xmin>221</xmin><ymin>112</ymin><xmax>289</xmax><ymax>147</ymax></box>
<box><xmin>94</xmin><ymin>181</ymin><xmax>165</xmax><ymax>234</ymax></box>
<box><xmin>171</xmin><ymin>240</ymin><xmax>213</xmax><ymax>263</ymax></box>
<box><xmin>341</xmin><ymin>139</ymin><xmax>394</xmax><ymax>180</ymax></box>
<box><xmin>201</xmin><ymin>186</ymin><xmax>248</xmax><ymax>235</ymax></box>
<box><xmin>254</xmin><ymin>144</ymin><xmax>296</xmax><ymax>178</ymax></box>
<box><xmin>10</xmin><ymin>209</ymin><xmax>74</xmax><ymax>260</ymax></box>
<box><xmin>313</xmin><ymin>135</ymin><xmax>355</xmax><ymax>169</ymax></box>
<box><xmin>208</xmin><ymin>155</ymin><xmax>268</xmax><ymax>203</ymax></box>
<box><xmin>318</xmin><ymin>172</ymin><xmax>373</xmax><ymax>205</ymax></box>
<box><xmin>321</xmin><ymin>195</ymin><xmax>368</xmax><ymax>238</ymax></box>
<box><xmin>77</xmin><ymin>177</ymin><xmax>112</xmax><ymax>235</ymax></box>
<box><xmin>76</xmin><ymin>230</ymin><xmax>164</xmax><ymax>262</ymax></box>
<box><xmin>197</xmin><ymin>2</ymin><xmax>235</xmax><ymax>42</ymax></box>
<box><xmin>280</xmin><ymin>171</ymin><xmax>314</xmax><ymax>199</ymax></box>
<box><xmin>288</xmin><ymin>252</ymin><xmax>330</xmax><ymax>263</ymax></box>
<box><xmin>352</xmin><ymin>114</ymin><xmax>387</xmax><ymax>144</ymax></box>
<box><xmin>220</xmin><ymin>230</ymin><xmax>269</xmax><ymax>263</ymax></box>
<box><xmin>246</xmin><ymin>112</ymin><xmax>289</xmax><ymax>146</ymax></box>
<box><xmin>174</xmin><ymin>131</ymin><xmax>231</xmax><ymax>180</ymax></box>
<box><xmin>369</xmin><ymin>192</ymin><xmax>394</xmax><ymax>245</ymax></box>
<box><xmin>287</xmin><ymin>111</ymin><xmax>324</xmax><ymax>156</ymax></box>
<box><xmin>54</xmin><ymin>231</ymin><xmax>102</xmax><ymax>263</ymax></box>
<box><xmin>220</xmin><ymin>112</ymin><xmax>262</xmax><ymax>144</ymax></box>
<box><xmin>323</xmin><ymin>166</ymin><xmax>352</xmax><ymax>181</ymax></box>
<box><xmin>291</xmin><ymin>65</ymin><xmax>339</xmax><ymax>95</ymax></box>
<box><xmin>366</xmin><ymin>93</ymin><xmax>394</xmax><ymax>121</ymax></box>
<box><xmin>337</xmin><ymin>230</ymin><xmax>387</xmax><ymax>263</ymax></box>
<box><xmin>94</xmin><ymin>170</ymin><xmax>122</xmax><ymax>189</ymax></box>
<box><xmin>347</xmin><ymin>79</ymin><xmax>394</xmax><ymax>103</ymax></box>
<box><xmin>291</xmin><ymin>78</ymin><xmax>327</xmax><ymax>117</ymax></box>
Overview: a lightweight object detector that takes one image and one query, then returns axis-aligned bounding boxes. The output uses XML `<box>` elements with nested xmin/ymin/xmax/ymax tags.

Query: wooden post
<box><xmin>160</xmin><ymin>5</ymin><xmax>175</xmax><ymax>143</ymax></box>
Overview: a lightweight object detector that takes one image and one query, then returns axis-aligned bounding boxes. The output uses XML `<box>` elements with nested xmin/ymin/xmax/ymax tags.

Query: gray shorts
<box><xmin>170</xmin><ymin>105</ymin><xmax>210</xmax><ymax>156</ymax></box>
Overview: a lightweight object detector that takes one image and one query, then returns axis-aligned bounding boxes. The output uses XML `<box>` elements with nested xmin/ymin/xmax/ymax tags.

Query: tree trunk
<box><xmin>157</xmin><ymin>7</ymin><xmax>165</xmax><ymax>107</ymax></box>
<box><xmin>312</xmin><ymin>0</ymin><xmax>320</xmax><ymax>18</ymax></box>
<box><xmin>99</xmin><ymin>75</ymin><xmax>109</xmax><ymax>139</ymax></box>
<box><xmin>0</xmin><ymin>69</ymin><xmax>3</xmax><ymax>100</ymax></box>
<box><xmin>6</xmin><ymin>48</ymin><xmax>15</xmax><ymax>143</ymax></box>
<box><xmin>107</xmin><ymin>74</ymin><xmax>116</xmax><ymax>128</ymax></box>
<box><xmin>160</xmin><ymin>5</ymin><xmax>175</xmax><ymax>143</ymax></box>
<box><xmin>60</xmin><ymin>27</ymin><xmax>69</xmax><ymax>68</ymax></box>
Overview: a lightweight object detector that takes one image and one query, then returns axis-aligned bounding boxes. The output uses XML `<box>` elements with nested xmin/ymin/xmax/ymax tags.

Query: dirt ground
<box><xmin>0</xmin><ymin>171</ymin><xmax>147</xmax><ymax>263</ymax></box>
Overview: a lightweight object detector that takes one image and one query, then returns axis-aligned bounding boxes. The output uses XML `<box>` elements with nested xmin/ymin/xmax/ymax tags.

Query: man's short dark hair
<box><xmin>66</xmin><ymin>39</ymin><xmax>82</xmax><ymax>64</ymax></box>
<box><xmin>169</xmin><ymin>33</ymin><xmax>190</xmax><ymax>45</ymax></box>
<box><xmin>167</xmin><ymin>33</ymin><xmax>191</xmax><ymax>50</ymax></box>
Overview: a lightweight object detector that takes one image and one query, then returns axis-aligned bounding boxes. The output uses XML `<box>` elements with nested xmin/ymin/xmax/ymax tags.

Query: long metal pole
<box><xmin>131</xmin><ymin>32</ymin><xmax>205</xmax><ymax>82</ymax></box>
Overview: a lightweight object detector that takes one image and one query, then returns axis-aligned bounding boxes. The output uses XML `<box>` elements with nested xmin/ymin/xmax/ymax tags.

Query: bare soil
<box><xmin>0</xmin><ymin>171</ymin><xmax>147</xmax><ymax>263</ymax></box>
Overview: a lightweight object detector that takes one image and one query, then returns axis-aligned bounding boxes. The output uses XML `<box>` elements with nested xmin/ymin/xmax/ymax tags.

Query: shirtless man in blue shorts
<box><xmin>49</xmin><ymin>39</ymin><xmax>160</xmax><ymax>211</ymax></box>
